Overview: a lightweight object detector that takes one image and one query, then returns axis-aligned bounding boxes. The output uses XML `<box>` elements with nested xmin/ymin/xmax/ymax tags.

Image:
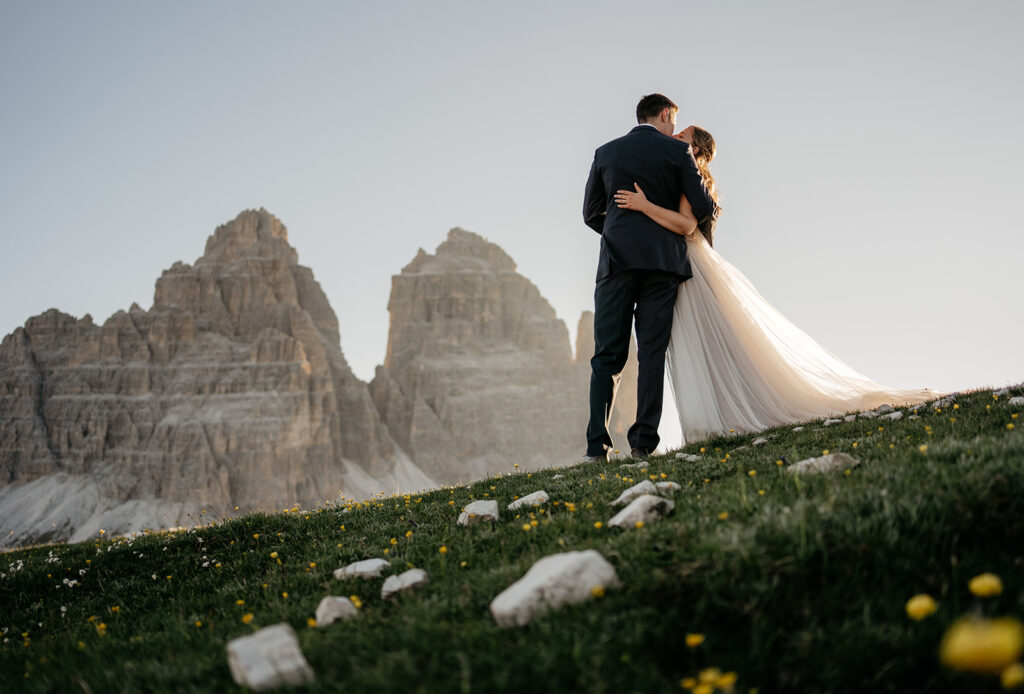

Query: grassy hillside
<box><xmin>2</xmin><ymin>386</ymin><xmax>1023</xmax><ymax>693</ymax></box>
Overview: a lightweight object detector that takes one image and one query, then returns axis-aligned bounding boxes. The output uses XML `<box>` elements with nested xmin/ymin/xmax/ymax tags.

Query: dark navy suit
<box><xmin>583</xmin><ymin>124</ymin><xmax>717</xmax><ymax>455</ymax></box>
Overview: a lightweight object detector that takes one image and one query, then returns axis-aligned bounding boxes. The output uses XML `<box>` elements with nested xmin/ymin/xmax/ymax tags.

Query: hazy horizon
<box><xmin>3</xmin><ymin>0</ymin><xmax>1022</xmax><ymax>450</ymax></box>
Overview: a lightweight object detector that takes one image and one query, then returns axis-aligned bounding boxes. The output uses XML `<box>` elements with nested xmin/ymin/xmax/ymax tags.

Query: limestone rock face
<box><xmin>371</xmin><ymin>228</ymin><xmax>596</xmax><ymax>482</ymax></box>
<box><xmin>0</xmin><ymin>208</ymin><xmax>434</xmax><ymax>548</ymax></box>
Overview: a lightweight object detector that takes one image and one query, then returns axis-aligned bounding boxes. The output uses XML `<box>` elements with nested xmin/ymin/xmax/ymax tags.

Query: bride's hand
<box><xmin>614</xmin><ymin>183</ymin><xmax>649</xmax><ymax>212</ymax></box>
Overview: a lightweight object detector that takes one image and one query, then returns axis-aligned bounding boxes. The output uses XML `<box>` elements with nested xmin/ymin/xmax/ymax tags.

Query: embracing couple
<box><xmin>581</xmin><ymin>93</ymin><xmax>930</xmax><ymax>461</ymax></box>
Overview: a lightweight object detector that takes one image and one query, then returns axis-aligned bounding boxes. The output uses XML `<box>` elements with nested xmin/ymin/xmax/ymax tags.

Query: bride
<box><xmin>614</xmin><ymin>125</ymin><xmax>932</xmax><ymax>444</ymax></box>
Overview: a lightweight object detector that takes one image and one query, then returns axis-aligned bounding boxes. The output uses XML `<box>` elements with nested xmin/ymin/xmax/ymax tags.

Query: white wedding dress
<box><xmin>665</xmin><ymin>231</ymin><xmax>932</xmax><ymax>444</ymax></box>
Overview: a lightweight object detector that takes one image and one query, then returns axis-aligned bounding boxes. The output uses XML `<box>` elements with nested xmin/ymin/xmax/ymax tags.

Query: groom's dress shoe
<box><xmin>630</xmin><ymin>447</ymin><xmax>652</xmax><ymax>459</ymax></box>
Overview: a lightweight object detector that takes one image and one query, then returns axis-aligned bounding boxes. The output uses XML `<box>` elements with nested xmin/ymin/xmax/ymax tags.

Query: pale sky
<box><xmin>2</xmin><ymin>1</ymin><xmax>1021</xmax><ymax>450</ymax></box>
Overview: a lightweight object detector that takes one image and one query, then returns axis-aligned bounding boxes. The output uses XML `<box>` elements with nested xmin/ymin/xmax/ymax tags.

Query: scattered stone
<box><xmin>608</xmin><ymin>450</ymin><xmax>629</xmax><ymax>461</ymax></box>
<box><xmin>618</xmin><ymin>462</ymin><xmax>648</xmax><ymax>471</ymax></box>
<box><xmin>381</xmin><ymin>568</ymin><xmax>429</xmax><ymax>599</ymax></box>
<box><xmin>909</xmin><ymin>415</ymin><xmax>920</xmax><ymax>420</ymax></box>
<box><xmin>994</xmin><ymin>388</ymin><xmax>1010</xmax><ymax>397</ymax></box>
<box><xmin>489</xmin><ymin>550</ymin><xmax>621</xmax><ymax>627</ymax></box>
<box><xmin>792</xmin><ymin>426</ymin><xmax>804</xmax><ymax>432</ymax></box>
<box><xmin>1009</xmin><ymin>397</ymin><xmax>1024</xmax><ymax>407</ymax></box>
<box><xmin>314</xmin><ymin>596</ymin><xmax>358</xmax><ymax>627</ymax></box>
<box><xmin>607</xmin><ymin>494</ymin><xmax>675</xmax><ymax>528</ymax></box>
<box><xmin>931</xmin><ymin>396</ymin><xmax>956</xmax><ymax>409</ymax></box>
<box><xmin>883</xmin><ymin>411</ymin><xmax>904</xmax><ymax>421</ymax></box>
<box><xmin>858</xmin><ymin>411</ymin><xmax>877</xmax><ymax>419</ymax></box>
<box><xmin>656</xmin><ymin>481</ymin><xmax>682</xmax><ymax>495</ymax></box>
<box><xmin>752</xmin><ymin>437</ymin><xmax>768</xmax><ymax>446</ymax></box>
<box><xmin>333</xmin><ymin>558</ymin><xmax>390</xmax><ymax>580</ymax></box>
<box><xmin>788</xmin><ymin>452</ymin><xmax>861</xmax><ymax>475</ymax></box>
<box><xmin>552</xmin><ymin>474</ymin><xmax>564</xmax><ymax>480</ymax></box>
<box><xmin>676</xmin><ymin>453</ymin><xmax>701</xmax><ymax>462</ymax></box>
<box><xmin>507</xmin><ymin>491</ymin><xmax>549</xmax><ymax>511</ymax></box>
<box><xmin>458</xmin><ymin>500</ymin><xmax>499</xmax><ymax>526</ymax></box>
<box><xmin>610</xmin><ymin>480</ymin><xmax>658</xmax><ymax>507</ymax></box>
<box><xmin>732</xmin><ymin>445</ymin><xmax>749</xmax><ymax>453</ymax></box>
<box><xmin>823</xmin><ymin>418</ymin><xmax>843</xmax><ymax>426</ymax></box>
<box><xmin>875</xmin><ymin>404</ymin><xmax>895</xmax><ymax>414</ymax></box>
<box><xmin>843</xmin><ymin>414</ymin><xmax>857</xmax><ymax>422</ymax></box>
<box><xmin>226</xmin><ymin>623</ymin><xmax>314</xmax><ymax>691</ymax></box>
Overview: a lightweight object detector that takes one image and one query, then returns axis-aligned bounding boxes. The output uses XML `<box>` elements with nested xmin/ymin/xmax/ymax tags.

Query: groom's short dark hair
<box><xmin>636</xmin><ymin>94</ymin><xmax>678</xmax><ymax>123</ymax></box>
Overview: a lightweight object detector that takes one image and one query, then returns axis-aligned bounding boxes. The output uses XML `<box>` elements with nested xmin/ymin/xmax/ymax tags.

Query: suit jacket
<box><xmin>583</xmin><ymin>125</ymin><xmax>717</xmax><ymax>281</ymax></box>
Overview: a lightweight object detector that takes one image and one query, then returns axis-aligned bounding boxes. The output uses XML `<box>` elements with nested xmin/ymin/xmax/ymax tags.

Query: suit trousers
<box><xmin>586</xmin><ymin>269</ymin><xmax>681</xmax><ymax>456</ymax></box>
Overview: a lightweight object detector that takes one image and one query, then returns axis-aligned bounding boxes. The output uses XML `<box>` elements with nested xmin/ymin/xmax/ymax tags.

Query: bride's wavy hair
<box><xmin>691</xmin><ymin>126</ymin><xmax>718</xmax><ymax>206</ymax></box>
<box><xmin>691</xmin><ymin>126</ymin><xmax>720</xmax><ymax>245</ymax></box>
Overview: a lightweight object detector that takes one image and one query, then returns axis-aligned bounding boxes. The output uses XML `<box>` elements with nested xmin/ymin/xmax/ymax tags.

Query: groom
<box><xmin>581</xmin><ymin>93</ymin><xmax>717</xmax><ymax>461</ymax></box>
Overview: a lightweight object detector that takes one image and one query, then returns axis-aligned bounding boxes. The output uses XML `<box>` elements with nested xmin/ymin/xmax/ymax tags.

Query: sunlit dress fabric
<box><xmin>666</xmin><ymin>231</ymin><xmax>932</xmax><ymax>445</ymax></box>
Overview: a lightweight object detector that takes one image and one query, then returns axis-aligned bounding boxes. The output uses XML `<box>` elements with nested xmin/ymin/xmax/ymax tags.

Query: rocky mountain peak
<box><xmin>403</xmin><ymin>227</ymin><xmax>516</xmax><ymax>275</ymax></box>
<box><xmin>199</xmin><ymin>207</ymin><xmax>296</xmax><ymax>267</ymax></box>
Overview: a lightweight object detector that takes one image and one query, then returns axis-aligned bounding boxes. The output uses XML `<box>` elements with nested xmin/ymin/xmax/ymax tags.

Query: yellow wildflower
<box><xmin>439</xmin><ymin>545</ymin><xmax>448</xmax><ymax>554</ymax></box>
<box><xmin>685</xmin><ymin>633</ymin><xmax>705</xmax><ymax>648</ymax></box>
<box><xmin>306</xmin><ymin>618</ymin><xmax>317</xmax><ymax>628</ymax></box>
<box><xmin>1002</xmin><ymin>663</ymin><xmax>1024</xmax><ymax>689</ymax></box>
<box><xmin>940</xmin><ymin>617</ymin><xmax>1024</xmax><ymax>673</ymax></box>
<box><xmin>748</xmin><ymin>470</ymin><xmax>756</xmax><ymax>477</ymax></box>
<box><xmin>522</xmin><ymin>524</ymin><xmax>532</xmax><ymax>532</ymax></box>
<box><xmin>590</xmin><ymin>585</ymin><xmax>606</xmax><ymax>598</ymax></box>
<box><xmin>969</xmin><ymin>573</ymin><xmax>1004</xmax><ymax>597</ymax></box>
<box><xmin>241</xmin><ymin>613</ymin><xmax>254</xmax><ymax>624</ymax></box>
<box><xmin>698</xmin><ymin>667</ymin><xmax>721</xmax><ymax>683</ymax></box>
<box><xmin>905</xmin><ymin>594</ymin><xmax>937</xmax><ymax>620</ymax></box>
<box><xmin>634</xmin><ymin>521</ymin><xmax>644</xmax><ymax>529</ymax></box>
<box><xmin>594</xmin><ymin>521</ymin><xmax>603</xmax><ymax>529</ymax></box>
<box><xmin>716</xmin><ymin>671</ymin><xmax>738</xmax><ymax>687</ymax></box>
<box><xmin>718</xmin><ymin>512</ymin><xmax>729</xmax><ymax>520</ymax></box>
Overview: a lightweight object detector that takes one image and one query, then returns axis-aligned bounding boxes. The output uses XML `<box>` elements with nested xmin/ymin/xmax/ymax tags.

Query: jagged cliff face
<box><xmin>370</xmin><ymin>228</ymin><xmax>592</xmax><ymax>482</ymax></box>
<box><xmin>0</xmin><ymin>209</ymin><xmax>433</xmax><ymax>547</ymax></box>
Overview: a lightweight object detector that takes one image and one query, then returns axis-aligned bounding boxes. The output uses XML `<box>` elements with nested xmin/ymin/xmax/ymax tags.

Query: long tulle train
<box><xmin>666</xmin><ymin>232</ymin><xmax>932</xmax><ymax>444</ymax></box>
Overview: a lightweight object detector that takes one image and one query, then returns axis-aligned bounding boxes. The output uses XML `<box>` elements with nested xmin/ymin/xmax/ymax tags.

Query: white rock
<box><xmin>607</xmin><ymin>494</ymin><xmax>675</xmax><ymax>528</ymax></box>
<box><xmin>823</xmin><ymin>418</ymin><xmax>843</xmax><ymax>427</ymax></box>
<box><xmin>875</xmin><ymin>404</ymin><xmax>895</xmax><ymax>414</ymax></box>
<box><xmin>752</xmin><ymin>437</ymin><xmax>769</xmax><ymax>446</ymax></box>
<box><xmin>931</xmin><ymin>396</ymin><xmax>956</xmax><ymax>409</ymax></box>
<box><xmin>909</xmin><ymin>415</ymin><xmax>920</xmax><ymax>420</ymax></box>
<box><xmin>507</xmin><ymin>491</ymin><xmax>549</xmax><ymax>511</ymax></box>
<box><xmin>618</xmin><ymin>462</ymin><xmax>648</xmax><ymax>471</ymax></box>
<box><xmin>655</xmin><ymin>481</ymin><xmax>682</xmax><ymax>494</ymax></box>
<box><xmin>843</xmin><ymin>415</ymin><xmax>857</xmax><ymax>422</ymax></box>
<box><xmin>333</xmin><ymin>558</ymin><xmax>390</xmax><ymax>580</ymax></box>
<box><xmin>489</xmin><ymin>550</ymin><xmax>620</xmax><ymax>627</ymax></box>
<box><xmin>381</xmin><ymin>568</ymin><xmax>429</xmax><ymax>599</ymax></box>
<box><xmin>226</xmin><ymin>623</ymin><xmax>314</xmax><ymax>691</ymax></box>
<box><xmin>608</xmin><ymin>450</ymin><xmax>629</xmax><ymax>461</ymax></box>
<box><xmin>610</xmin><ymin>480</ymin><xmax>658</xmax><ymax>507</ymax></box>
<box><xmin>458</xmin><ymin>499</ymin><xmax>499</xmax><ymax>526</ymax></box>
<box><xmin>676</xmin><ymin>453</ymin><xmax>702</xmax><ymax>462</ymax></box>
<box><xmin>883</xmin><ymin>411</ymin><xmax>903</xmax><ymax>421</ymax></box>
<box><xmin>858</xmin><ymin>411</ymin><xmax>877</xmax><ymax>419</ymax></box>
<box><xmin>315</xmin><ymin>596</ymin><xmax>358</xmax><ymax>627</ymax></box>
<box><xmin>788</xmin><ymin>452</ymin><xmax>861</xmax><ymax>475</ymax></box>
<box><xmin>1009</xmin><ymin>396</ymin><xmax>1024</xmax><ymax>406</ymax></box>
<box><xmin>994</xmin><ymin>388</ymin><xmax>1010</xmax><ymax>397</ymax></box>
<box><xmin>552</xmin><ymin>474</ymin><xmax>564</xmax><ymax>480</ymax></box>
<box><xmin>792</xmin><ymin>426</ymin><xmax>804</xmax><ymax>432</ymax></box>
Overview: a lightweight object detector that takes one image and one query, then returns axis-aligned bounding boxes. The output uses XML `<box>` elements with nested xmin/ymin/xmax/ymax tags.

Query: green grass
<box><xmin>2</xmin><ymin>387</ymin><xmax>1023</xmax><ymax>693</ymax></box>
